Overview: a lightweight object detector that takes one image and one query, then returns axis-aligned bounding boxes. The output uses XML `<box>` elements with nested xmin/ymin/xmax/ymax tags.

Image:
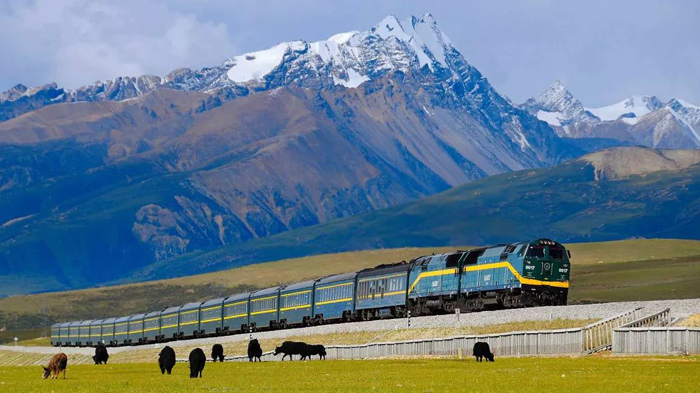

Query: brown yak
<box><xmin>42</xmin><ymin>353</ymin><xmax>68</xmax><ymax>379</ymax></box>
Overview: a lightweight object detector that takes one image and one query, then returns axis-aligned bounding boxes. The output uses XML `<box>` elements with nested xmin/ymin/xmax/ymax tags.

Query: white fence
<box><xmin>612</xmin><ymin>328</ymin><xmax>700</xmax><ymax>355</ymax></box>
<box><xmin>205</xmin><ymin>308</ymin><xmax>643</xmax><ymax>362</ymax></box>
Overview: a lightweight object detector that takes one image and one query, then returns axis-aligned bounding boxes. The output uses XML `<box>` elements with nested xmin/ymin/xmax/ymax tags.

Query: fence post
<box><xmin>407</xmin><ymin>310</ymin><xmax>411</xmax><ymax>328</ymax></box>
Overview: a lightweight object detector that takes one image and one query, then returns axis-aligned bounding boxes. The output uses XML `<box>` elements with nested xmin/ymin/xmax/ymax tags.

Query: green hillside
<box><xmin>137</xmin><ymin>154</ymin><xmax>700</xmax><ymax>280</ymax></box>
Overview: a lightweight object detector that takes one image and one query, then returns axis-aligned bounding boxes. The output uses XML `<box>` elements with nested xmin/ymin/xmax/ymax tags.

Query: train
<box><xmin>50</xmin><ymin>239</ymin><xmax>571</xmax><ymax>347</ymax></box>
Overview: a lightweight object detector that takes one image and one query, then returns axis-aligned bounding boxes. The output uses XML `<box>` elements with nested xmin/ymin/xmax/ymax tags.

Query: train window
<box><xmin>549</xmin><ymin>247</ymin><xmax>564</xmax><ymax>260</ymax></box>
<box><xmin>446</xmin><ymin>253</ymin><xmax>461</xmax><ymax>268</ymax></box>
<box><xmin>527</xmin><ymin>246</ymin><xmax>545</xmax><ymax>258</ymax></box>
<box><xmin>504</xmin><ymin>244</ymin><xmax>517</xmax><ymax>254</ymax></box>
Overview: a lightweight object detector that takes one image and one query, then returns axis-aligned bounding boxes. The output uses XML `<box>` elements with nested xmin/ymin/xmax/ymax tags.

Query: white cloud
<box><xmin>0</xmin><ymin>0</ymin><xmax>236</xmax><ymax>89</ymax></box>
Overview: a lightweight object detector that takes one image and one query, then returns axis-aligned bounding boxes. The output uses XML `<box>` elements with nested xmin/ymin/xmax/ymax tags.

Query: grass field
<box><xmin>0</xmin><ymin>357</ymin><xmax>698</xmax><ymax>393</ymax></box>
<box><xmin>1</xmin><ymin>239</ymin><xmax>699</xmax><ymax>342</ymax></box>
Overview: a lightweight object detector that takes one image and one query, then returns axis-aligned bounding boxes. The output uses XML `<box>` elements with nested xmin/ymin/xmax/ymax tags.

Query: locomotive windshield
<box><xmin>549</xmin><ymin>246</ymin><xmax>565</xmax><ymax>260</ymax></box>
<box><xmin>526</xmin><ymin>245</ymin><xmax>545</xmax><ymax>258</ymax></box>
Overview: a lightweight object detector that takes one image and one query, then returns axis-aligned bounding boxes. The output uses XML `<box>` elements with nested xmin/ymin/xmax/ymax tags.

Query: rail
<box><xmin>619</xmin><ymin>308</ymin><xmax>670</xmax><ymax>328</ymax></box>
<box><xmin>580</xmin><ymin>307</ymin><xmax>643</xmax><ymax>353</ymax></box>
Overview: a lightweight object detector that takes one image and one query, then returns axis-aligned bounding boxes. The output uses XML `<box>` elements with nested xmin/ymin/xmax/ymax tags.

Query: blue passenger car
<box><xmin>279</xmin><ymin>281</ymin><xmax>314</xmax><ymax>327</ymax></box>
<box><xmin>143</xmin><ymin>311</ymin><xmax>161</xmax><ymax>343</ymax></box>
<box><xmin>114</xmin><ymin>316</ymin><xmax>130</xmax><ymax>345</ymax></box>
<box><xmin>407</xmin><ymin>253</ymin><xmax>463</xmax><ymax>313</ymax></box>
<box><xmin>101</xmin><ymin>318</ymin><xmax>116</xmax><ymax>346</ymax></box>
<box><xmin>127</xmin><ymin>313</ymin><xmax>145</xmax><ymax>345</ymax></box>
<box><xmin>223</xmin><ymin>293</ymin><xmax>249</xmax><ymax>333</ymax></box>
<box><xmin>313</xmin><ymin>272</ymin><xmax>356</xmax><ymax>322</ymax></box>
<box><xmin>199</xmin><ymin>298</ymin><xmax>224</xmax><ymax>336</ymax></box>
<box><xmin>249</xmin><ymin>287</ymin><xmax>280</xmax><ymax>331</ymax></box>
<box><xmin>355</xmin><ymin>262</ymin><xmax>410</xmax><ymax>319</ymax></box>
<box><xmin>160</xmin><ymin>306</ymin><xmax>180</xmax><ymax>341</ymax></box>
<box><xmin>88</xmin><ymin>319</ymin><xmax>103</xmax><ymax>346</ymax></box>
<box><xmin>178</xmin><ymin>302</ymin><xmax>202</xmax><ymax>338</ymax></box>
<box><xmin>68</xmin><ymin>321</ymin><xmax>82</xmax><ymax>346</ymax></box>
<box><xmin>50</xmin><ymin>323</ymin><xmax>61</xmax><ymax>346</ymax></box>
<box><xmin>77</xmin><ymin>320</ymin><xmax>92</xmax><ymax>347</ymax></box>
<box><xmin>59</xmin><ymin>322</ymin><xmax>71</xmax><ymax>346</ymax></box>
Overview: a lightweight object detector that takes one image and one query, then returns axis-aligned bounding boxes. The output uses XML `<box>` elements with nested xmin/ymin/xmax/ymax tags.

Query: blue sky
<box><xmin>1</xmin><ymin>0</ymin><xmax>698</xmax><ymax>106</ymax></box>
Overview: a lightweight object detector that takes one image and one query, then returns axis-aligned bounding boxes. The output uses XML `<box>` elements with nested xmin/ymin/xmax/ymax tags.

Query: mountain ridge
<box><xmin>523</xmin><ymin>81</ymin><xmax>700</xmax><ymax>148</ymax></box>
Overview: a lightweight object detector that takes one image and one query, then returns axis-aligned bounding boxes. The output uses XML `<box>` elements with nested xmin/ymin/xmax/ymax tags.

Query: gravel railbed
<box><xmin>3</xmin><ymin>298</ymin><xmax>698</xmax><ymax>356</ymax></box>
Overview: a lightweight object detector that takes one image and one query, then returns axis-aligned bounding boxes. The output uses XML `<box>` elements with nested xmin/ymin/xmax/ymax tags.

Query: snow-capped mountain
<box><xmin>523</xmin><ymin>81</ymin><xmax>700</xmax><ymax>148</ymax></box>
<box><xmin>1</xmin><ymin>15</ymin><xmax>461</xmax><ymax>113</ymax></box>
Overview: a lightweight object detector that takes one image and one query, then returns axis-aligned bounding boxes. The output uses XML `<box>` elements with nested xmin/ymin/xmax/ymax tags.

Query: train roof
<box><xmin>115</xmin><ymin>316</ymin><xmax>131</xmax><ymax>323</ymax></box>
<box><xmin>69</xmin><ymin>321</ymin><xmax>82</xmax><ymax>327</ymax></box>
<box><xmin>144</xmin><ymin>311</ymin><xmax>161</xmax><ymax>318</ymax></box>
<box><xmin>201</xmin><ymin>298</ymin><xmax>225</xmax><ymax>307</ymax></box>
<box><xmin>90</xmin><ymin>319</ymin><xmax>103</xmax><ymax>326</ymax></box>
<box><xmin>162</xmin><ymin>306</ymin><xmax>181</xmax><ymax>314</ymax></box>
<box><xmin>59</xmin><ymin>322</ymin><xmax>72</xmax><ymax>327</ymax></box>
<box><xmin>357</xmin><ymin>261</ymin><xmax>411</xmax><ymax>278</ymax></box>
<box><xmin>102</xmin><ymin>318</ymin><xmax>117</xmax><ymax>324</ymax></box>
<box><xmin>180</xmin><ymin>302</ymin><xmax>202</xmax><ymax>311</ymax></box>
<box><xmin>281</xmin><ymin>280</ymin><xmax>315</xmax><ymax>292</ymax></box>
<box><xmin>251</xmin><ymin>286</ymin><xmax>280</xmax><ymax>298</ymax></box>
<box><xmin>224</xmin><ymin>292</ymin><xmax>250</xmax><ymax>303</ymax></box>
<box><xmin>128</xmin><ymin>313</ymin><xmax>146</xmax><ymax>320</ymax></box>
<box><xmin>316</xmin><ymin>272</ymin><xmax>357</xmax><ymax>285</ymax></box>
<box><xmin>51</xmin><ymin>323</ymin><xmax>61</xmax><ymax>328</ymax></box>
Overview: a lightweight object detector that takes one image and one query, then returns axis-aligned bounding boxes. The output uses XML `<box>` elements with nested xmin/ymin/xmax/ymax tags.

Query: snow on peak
<box><xmin>587</xmin><ymin>95</ymin><xmax>662</xmax><ymax>125</ymax></box>
<box><xmin>327</xmin><ymin>31</ymin><xmax>359</xmax><ymax>45</ymax></box>
<box><xmin>530</xmin><ymin>80</ymin><xmax>589</xmax><ymax>127</ymax></box>
<box><xmin>224</xmin><ymin>14</ymin><xmax>456</xmax><ymax>86</ymax></box>
<box><xmin>226</xmin><ymin>41</ymin><xmax>306</xmax><ymax>83</ymax></box>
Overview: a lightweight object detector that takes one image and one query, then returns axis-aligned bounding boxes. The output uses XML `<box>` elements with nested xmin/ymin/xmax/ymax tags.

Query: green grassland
<box><xmin>0</xmin><ymin>357</ymin><xmax>698</xmax><ymax>393</ymax></box>
<box><xmin>1</xmin><ymin>239</ymin><xmax>699</xmax><ymax>341</ymax></box>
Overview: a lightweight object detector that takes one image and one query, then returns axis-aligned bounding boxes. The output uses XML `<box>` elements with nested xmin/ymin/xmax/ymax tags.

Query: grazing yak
<box><xmin>42</xmin><ymin>353</ymin><xmax>68</xmax><ymax>380</ymax></box>
<box><xmin>158</xmin><ymin>346</ymin><xmax>176</xmax><ymax>375</ymax></box>
<box><xmin>189</xmin><ymin>348</ymin><xmax>206</xmax><ymax>378</ymax></box>
<box><xmin>274</xmin><ymin>341</ymin><xmax>308</xmax><ymax>361</ymax></box>
<box><xmin>248</xmin><ymin>339</ymin><xmax>263</xmax><ymax>362</ymax></box>
<box><xmin>472</xmin><ymin>342</ymin><xmax>495</xmax><ymax>362</ymax></box>
<box><xmin>211</xmin><ymin>344</ymin><xmax>225</xmax><ymax>362</ymax></box>
<box><xmin>93</xmin><ymin>342</ymin><xmax>109</xmax><ymax>365</ymax></box>
<box><xmin>303</xmin><ymin>344</ymin><xmax>327</xmax><ymax>360</ymax></box>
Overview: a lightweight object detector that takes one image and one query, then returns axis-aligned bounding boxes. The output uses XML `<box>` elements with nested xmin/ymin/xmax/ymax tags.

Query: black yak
<box><xmin>158</xmin><ymin>346</ymin><xmax>176</xmax><ymax>375</ymax></box>
<box><xmin>303</xmin><ymin>344</ymin><xmax>326</xmax><ymax>360</ymax></box>
<box><xmin>248</xmin><ymin>339</ymin><xmax>262</xmax><ymax>362</ymax></box>
<box><xmin>189</xmin><ymin>348</ymin><xmax>206</xmax><ymax>378</ymax></box>
<box><xmin>273</xmin><ymin>341</ymin><xmax>308</xmax><ymax>361</ymax></box>
<box><xmin>472</xmin><ymin>342</ymin><xmax>494</xmax><ymax>362</ymax></box>
<box><xmin>211</xmin><ymin>344</ymin><xmax>225</xmax><ymax>362</ymax></box>
<box><xmin>93</xmin><ymin>342</ymin><xmax>109</xmax><ymax>364</ymax></box>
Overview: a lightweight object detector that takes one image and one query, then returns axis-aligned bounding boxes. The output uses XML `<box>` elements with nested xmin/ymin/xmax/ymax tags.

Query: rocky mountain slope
<box><xmin>140</xmin><ymin>146</ymin><xmax>700</xmax><ymax>281</ymax></box>
<box><xmin>0</xmin><ymin>15</ymin><xmax>578</xmax><ymax>295</ymax></box>
<box><xmin>523</xmin><ymin>81</ymin><xmax>700</xmax><ymax>148</ymax></box>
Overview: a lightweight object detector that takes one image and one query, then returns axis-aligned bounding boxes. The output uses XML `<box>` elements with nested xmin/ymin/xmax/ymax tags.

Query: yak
<box><xmin>248</xmin><ymin>339</ymin><xmax>263</xmax><ymax>362</ymax></box>
<box><xmin>93</xmin><ymin>342</ymin><xmax>109</xmax><ymax>365</ymax></box>
<box><xmin>274</xmin><ymin>341</ymin><xmax>308</xmax><ymax>361</ymax></box>
<box><xmin>158</xmin><ymin>346</ymin><xmax>176</xmax><ymax>375</ymax></box>
<box><xmin>42</xmin><ymin>353</ymin><xmax>68</xmax><ymax>380</ymax></box>
<box><xmin>472</xmin><ymin>342</ymin><xmax>495</xmax><ymax>362</ymax></box>
<box><xmin>189</xmin><ymin>348</ymin><xmax>206</xmax><ymax>378</ymax></box>
<box><xmin>211</xmin><ymin>344</ymin><xmax>225</xmax><ymax>362</ymax></box>
<box><xmin>303</xmin><ymin>344</ymin><xmax>326</xmax><ymax>360</ymax></box>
